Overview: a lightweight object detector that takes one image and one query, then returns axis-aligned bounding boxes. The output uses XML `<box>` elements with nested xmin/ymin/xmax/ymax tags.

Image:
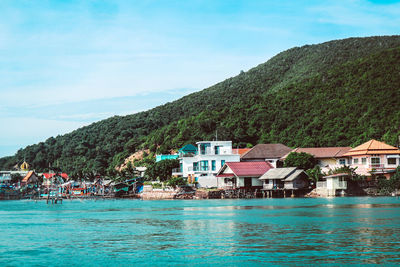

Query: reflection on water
<box><xmin>1</xmin><ymin>197</ymin><xmax>400</xmax><ymax>266</ymax></box>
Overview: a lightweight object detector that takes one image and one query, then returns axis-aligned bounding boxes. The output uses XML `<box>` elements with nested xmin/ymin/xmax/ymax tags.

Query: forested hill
<box><xmin>1</xmin><ymin>35</ymin><xmax>400</xmax><ymax>177</ymax></box>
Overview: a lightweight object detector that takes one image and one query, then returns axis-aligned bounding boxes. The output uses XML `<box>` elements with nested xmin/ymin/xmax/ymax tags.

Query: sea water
<box><xmin>1</xmin><ymin>197</ymin><xmax>400</xmax><ymax>266</ymax></box>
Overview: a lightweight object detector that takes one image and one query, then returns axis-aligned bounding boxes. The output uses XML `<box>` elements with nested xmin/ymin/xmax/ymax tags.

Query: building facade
<box><xmin>343</xmin><ymin>139</ymin><xmax>400</xmax><ymax>178</ymax></box>
<box><xmin>173</xmin><ymin>141</ymin><xmax>240</xmax><ymax>187</ymax></box>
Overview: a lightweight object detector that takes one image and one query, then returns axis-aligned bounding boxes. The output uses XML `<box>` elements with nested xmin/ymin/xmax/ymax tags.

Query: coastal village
<box><xmin>1</xmin><ymin>138</ymin><xmax>399</xmax><ymax>201</ymax></box>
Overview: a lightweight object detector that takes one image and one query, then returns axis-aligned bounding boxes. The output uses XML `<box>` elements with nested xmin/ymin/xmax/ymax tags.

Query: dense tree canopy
<box><xmin>284</xmin><ymin>152</ymin><xmax>317</xmax><ymax>171</ymax></box>
<box><xmin>145</xmin><ymin>159</ymin><xmax>180</xmax><ymax>181</ymax></box>
<box><xmin>1</xmin><ymin>36</ymin><xmax>400</xmax><ymax>177</ymax></box>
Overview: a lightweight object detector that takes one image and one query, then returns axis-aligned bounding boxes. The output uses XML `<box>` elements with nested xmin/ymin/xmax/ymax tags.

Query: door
<box><xmin>244</xmin><ymin>177</ymin><xmax>252</xmax><ymax>188</ymax></box>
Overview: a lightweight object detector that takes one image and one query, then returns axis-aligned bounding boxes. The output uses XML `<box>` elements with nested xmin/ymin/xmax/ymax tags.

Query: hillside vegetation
<box><xmin>1</xmin><ymin>36</ymin><xmax>400</xmax><ymax>177</ymax></box>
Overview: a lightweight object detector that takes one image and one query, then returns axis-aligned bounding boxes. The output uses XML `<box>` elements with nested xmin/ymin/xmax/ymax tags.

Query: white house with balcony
<box><xmin>173</xmin><ymin>141</ymin><xmax>240</xmax><ymax>188</ymax></box>
<box><xmin>316</xmin><ymin>173</ymin><xmax>348</xmax><ymax>197</ymax></box>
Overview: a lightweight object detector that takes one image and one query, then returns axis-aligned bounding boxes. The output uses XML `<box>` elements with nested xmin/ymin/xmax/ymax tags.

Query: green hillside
<box><xmin>1</xmin><ymin>35</ymin><xmax>400</xmax><ymax>177</ymax></box>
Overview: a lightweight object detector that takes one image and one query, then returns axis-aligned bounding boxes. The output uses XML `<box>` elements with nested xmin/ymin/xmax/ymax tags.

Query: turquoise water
<box><xmin>1</xmin><ymin>197</ymin><xmax>400</xmax><ymax>266</ymax></box>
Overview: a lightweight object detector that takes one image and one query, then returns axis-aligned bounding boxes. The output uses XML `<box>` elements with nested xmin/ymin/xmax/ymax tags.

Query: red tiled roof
<box><xmin>43</xmin><ymin>173</ymin><xmax>69</xmax><ymax>179</ymax></box>
<box><xmin>217</xmin><ymin>161</ymin><xmax>273</xmax><ymax>177</ymax></box>
<box><xmin>283</xmin><ymin>147</ymin><xmax>352</xmax><ymax>159</ymax></box>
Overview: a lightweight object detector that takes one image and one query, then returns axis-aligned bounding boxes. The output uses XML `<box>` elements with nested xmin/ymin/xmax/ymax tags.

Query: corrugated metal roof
<box><xmin>259</xmin><ymin>167</ymin><xmax>297</xmax><ymax>180</ymax></box>
<box><xmin>284</xmin><ymin>169</ymin><xmax>306</xmax><ymax>181</ymax></box>
<box><xmin>323</xmin><ymin>173</ymin><xmax>349</xmax><ymax>178</ymax></box>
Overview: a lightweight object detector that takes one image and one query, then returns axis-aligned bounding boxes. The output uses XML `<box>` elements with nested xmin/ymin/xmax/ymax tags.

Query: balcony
<box><xmin>263</xmin><ymin>183</ymin><xmax>284</xmax><ymax>190</ymax></box>
<box><xmin>370</xmin><ymin>163</ymin><xmax>385</xmax><ymax>169</ymax></box>
<box><xmin>180</xmin><ymin>152</ymin><xmax>197</xmax><ymax>157</ymax></box>
<box><xmin>172</xmin><ymin>168</ymin><xmax>182</xmax><ymax>176</ymax></box>
<box><xmin>187</xmin><ymin>166</ymin><xmax>200</xmax><ymax>172</ymax></box>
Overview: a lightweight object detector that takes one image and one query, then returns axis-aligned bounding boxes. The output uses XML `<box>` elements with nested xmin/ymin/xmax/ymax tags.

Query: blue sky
<box><xmin>0</xmin><ymin>0</ymin><xmax>399</xmax><ymax>157</ymax></box>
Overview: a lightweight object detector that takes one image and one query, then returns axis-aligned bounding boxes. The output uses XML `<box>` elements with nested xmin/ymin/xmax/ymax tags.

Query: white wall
<box><xmin>197</xmin><ymin>176</ymin><xmax>218</xmax><ymax>188</ymax></box>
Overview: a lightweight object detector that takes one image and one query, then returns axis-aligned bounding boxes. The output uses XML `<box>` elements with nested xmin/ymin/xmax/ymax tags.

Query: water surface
<box><xmin>1</xmin><ymin>197</ymin><xmax>400</xmax><ymax>266</ymax></box>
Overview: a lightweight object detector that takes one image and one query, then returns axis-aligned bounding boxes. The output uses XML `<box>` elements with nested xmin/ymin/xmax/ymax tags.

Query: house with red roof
<box><xmin>42</xmin><ymin>173</ymin><xmax>69</xmax><ymax>187</ymax></box>
<box><xmin>343</xmin><ymin>139</ymin><xmax>400</xmax><ymax>178</ymax></box>
<box><xmin>216</xmin><ymin>161</ymin><xmax>273</xmax><ymax>190</ymax></box>
<box><xmin>240</xmin><ymin>143</ymin><xmax>292</xmax><ymax>167</ymax></box>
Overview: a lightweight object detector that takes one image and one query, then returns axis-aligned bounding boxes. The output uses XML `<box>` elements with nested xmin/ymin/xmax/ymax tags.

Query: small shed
<box><xmin>316</xmin><ymin>173</ymin><xmax>348</xmax><ymax>197</ymax></box>
<box><xmin>259</xmin><ymin>167</ymin><xmax>309</xmax><ymax>197</ymax></box>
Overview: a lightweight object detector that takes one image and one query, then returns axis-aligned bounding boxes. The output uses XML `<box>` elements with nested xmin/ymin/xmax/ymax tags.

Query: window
<box><xmin>200</xmin><ymin>160</ymin><xmax>209</xmax><ymax>171</ymax></box>
<box><xmin>221</xmin><ymin>160</ymin><xmax>225</xmax><ymax>167</ymax></box>
<box><xmin>348</xmin><ymin>158</ymin><xmax>352</xmax><ymax>165</ymax></box>
<box><xmin>371</xmin><ymin>157</ymin><xmax>380</xmax><ymax>166</ymax></box>
<box><xmin>200</xmin><ymin>143</ymin><xmax>210</xmax><ymax>155</ymax></box>
<box><xmin>388</xmin><ymin>158</ymin><xmax>396</xmax><ymax>165</ymax></box>
<box><xmin>193</xmin><ymin>162</ymin><xmax>199</xmax><ymax>171</ymax></box>
<box><xmin>353</xmin><ymin>158</ymin><xmax>359</xmax><ymax>164</ymax></box>
<box><xmin>212</xmin><ymin>160</ymin><xmax>216</xmax><ymax>171</ymax></box>
<box><xmin>214</xmin><ymin>146</ymin><xmax>220</xmax><ymax>155</ymax></box>
<box><xmin>361</xmin><ymin>158</ymin><xmax>367</xmax><ymax>165</ymax></box>
<box><xmin>339</xmin><ymin>159</ymin><xmax>346</xmax><ymax>165</ymax></box>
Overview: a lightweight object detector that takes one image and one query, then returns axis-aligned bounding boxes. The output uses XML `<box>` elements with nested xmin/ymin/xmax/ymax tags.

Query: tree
<box><xmin>167</xmin><ymin>176</ymin><xmax>187</xmax><ymax>188</ymax></box>
<box><xmin>145</xmin><ymin>159</ymin><xmax>180</xmax><ymax>181</ymax></box>
<box><xmin>377</xmin><ymin>167</ymin><xmax>400</xmax><ymax>194</ymax></box>
<box><xmin>284</xmin><ymin>152</ymin><xmax>316</xmax><ymax>170</ymax></box>
<box><xmin>306</xmin><ymin>165</ymin><xmax>323</xmax><ymax>182</ymax></box>
<box><xmin>11</xmin><ymin>173</ymin><xmax>23</xmax><ymax>184</ymax></box>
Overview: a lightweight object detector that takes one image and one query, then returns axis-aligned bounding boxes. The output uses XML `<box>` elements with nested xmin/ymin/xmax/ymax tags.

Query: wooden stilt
<box><xmin>291</xmin><ymin>190</ymin><xmax>295</xmax><ymax>198</ymax></box>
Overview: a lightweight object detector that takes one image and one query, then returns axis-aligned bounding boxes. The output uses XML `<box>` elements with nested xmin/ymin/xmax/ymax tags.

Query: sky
<box><xmin>0</xmin><ymin>0</ymin><xmax>399</xmax><ymax>157</ymax></box>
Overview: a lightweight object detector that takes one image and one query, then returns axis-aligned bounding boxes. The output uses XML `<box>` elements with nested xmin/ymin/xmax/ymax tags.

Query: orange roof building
<box><xmin>21</xmin><ymin>171</ymin><xmax>40</xmax><ymax>186</ymax></box>
<box><xmin>343</xmin><ymin>139</ymin><xmax>400</xmax><ymax>156</ymax></box>
<box><xmin>343</xmin><ymin>140</ymin><xmax>400</xmax><ymax>178</ymax></box>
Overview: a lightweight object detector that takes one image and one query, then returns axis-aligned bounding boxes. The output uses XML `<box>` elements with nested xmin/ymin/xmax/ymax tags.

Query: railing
<box><xmin>317</xmin><ymin>181</ymin><xmax>327</xmax><ymax>188</ymax></box>
<box><xmin>172</xmin><ymin>168</ymin><xmax>182</xmax><ymax>174</ymax></box>
<box><xmin>263</xmin><ymin>184</ymin><xmax>284</xmax><ymax>190</ymax></box>
<box><xmin>187</xmin><ymin>166</ymin><xmax>200</xmax><ymax>172</ymax></box>
<box><xmin>180</xmin><ymin>152</ymin><xmax>197</xmax><ymax>157</ymax></box>
<box><xmin>263</xmin><ymin>184</ymin><xmax>273</xmax><ymax>190</ymax></box>
<box><xmin>284</xmin><ymin>184</ymin><xmax>296</xmax><ymax>190</ymax></box>
<box><xmin>370</xmin><ymin>164</ymin><xmax>385</xmax><ymax>168</ymax></box>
